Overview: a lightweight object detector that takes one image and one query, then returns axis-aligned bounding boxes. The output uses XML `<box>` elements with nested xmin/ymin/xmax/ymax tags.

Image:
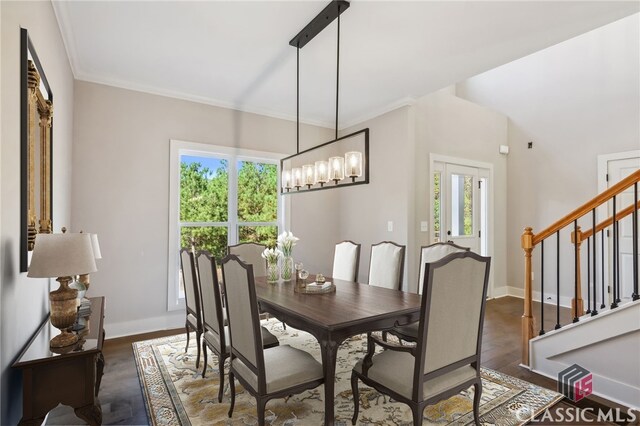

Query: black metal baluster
<box><xmin>555</xmin><ymin>230</ymin><xmax>561</xmax><ymax>330</ymax></box>
<box><xmin>592</xmin><ymin>208</ymin><xmax>598</xmax><ymax>316</ymax></box>
<box><xmin>616</xmin><ymin>220</ymin><xmax>621</xmax><ymax>305</ymax></box>
<box><xmin>573</xmin><ymin>220</ymin><xmax>580</xmax><ymax>323</ymax></box>
<box><xmin>633</xmin><ymin>182</ymin><xmax>639</xmax><ymax>301</ymax></box>
<box><xmin>612</xmin><ymin>196</ymin><xmax>618</xmax><ymax>309</ymax></box>
<box><xmin>587</xmin><ymin>236</ymin><xmax>591</xmax><ymax>314</ymax></box>
<box><xmin>540</xmin><ymin>240</ymin><xmax>545</xmax><ymax>336</ymax></box>
<box><xmin>601</xmin><ymin>229</ymin><xmax>606</xmax><ymax>309</ymax></box>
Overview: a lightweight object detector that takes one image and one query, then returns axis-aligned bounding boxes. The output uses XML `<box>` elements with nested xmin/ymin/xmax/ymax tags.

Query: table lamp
<box><xmin>78</xmin><ymin>233</ymin><xmax>102</xmax><ymax>291</ymax></box>
<box><xmin>28</xmin><ymin>232</ymin><xmax>97</xmax><ymax>347</ymax></box>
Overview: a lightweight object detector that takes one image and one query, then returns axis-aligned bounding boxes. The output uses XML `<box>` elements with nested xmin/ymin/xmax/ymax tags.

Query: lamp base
<box><xmin>50</xmin><ymin>329</ymin><xmax>78</xmax><ymax>348</ymax></box>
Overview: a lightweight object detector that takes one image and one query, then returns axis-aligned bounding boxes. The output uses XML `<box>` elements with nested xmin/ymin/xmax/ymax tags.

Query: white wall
<box><xmin>457</xmin><ymin>13</ymin><xmax>640</xmax><ymax>296</ymax></box>
<box><xmin>0</xmin><ymin>1</ymin><xmax>75</xmax><ymax>423</ymax></box>
<box><xmin>71</xmin><ymin>81</ymin><xmax>333</xmax><ymax>337</ymax></box>
<box><xmin>414</xmin><ymin>87</ymin><xmax>508</xmax><ymax>294</ymax></box>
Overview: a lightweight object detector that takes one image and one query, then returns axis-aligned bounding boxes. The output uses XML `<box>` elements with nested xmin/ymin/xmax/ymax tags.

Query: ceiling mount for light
<box><xmin>281</xmin><ymin>0</ymin><xmax>369</xmax><ymax>195</ymax></box>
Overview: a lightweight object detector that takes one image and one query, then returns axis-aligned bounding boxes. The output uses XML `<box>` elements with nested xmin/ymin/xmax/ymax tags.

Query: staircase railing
<box><xmin>521</xmin><ymin>170</ymin><xmax>640</xmax><ymax>366</ymax></box>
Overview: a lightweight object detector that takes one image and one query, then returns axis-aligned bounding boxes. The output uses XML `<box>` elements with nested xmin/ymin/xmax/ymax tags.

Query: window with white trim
<box><xmin>168</xmin><ymin>140</ymin><xmax>286</xmax><ymax>310</ymax></box>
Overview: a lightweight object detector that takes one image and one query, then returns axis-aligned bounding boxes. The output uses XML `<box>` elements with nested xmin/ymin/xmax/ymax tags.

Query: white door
<box><xmin>607</xmin><ymin>156</ymin><xmax>640</xmax><ymax>303</ymax></box>
<box><xmin>444</xmin><ymin>163</ymin><xmax>481</xmax><ymax>253</ymax></box>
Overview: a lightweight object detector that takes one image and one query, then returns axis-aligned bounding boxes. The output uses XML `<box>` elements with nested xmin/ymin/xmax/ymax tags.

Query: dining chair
<box><xmin>196</xmin><ymin>251</ymin><xmax>279</xmax><ymax>402</ymax></box>
<box><xmin>351</xmin><ymin>251</ymin><xmax>491</xmax><ymax>426</ymax></box>
<box><xmin>221</xmin><ymin>255</ymin><xmax>324</xmax><ymax>425</ymax></box>
<box><xmin>368</xmin><ymin>241</ymin><xmax>406</xmax><ymax>290</ymax></box>
<box><xmin>228</xmin><ymin>242</ymin><xmax>267</xmax><ymax>277</ymax></box>
<box><xmin>332</xmin><ymin>240</ymin><xmax>361</xmax><ymax>282</ymax></box>
<box><xmin>388</xmin><ymin>241</ymin><xmax>470</xmax><ymax>343</ymax></box>
<box><xmin>179</xmin><ymin>248</ymin><xmax>203</xmax><ymax>369</ymax></box>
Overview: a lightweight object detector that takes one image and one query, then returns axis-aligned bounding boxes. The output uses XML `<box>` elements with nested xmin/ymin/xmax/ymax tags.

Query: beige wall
<box><xmin>339</xmin><ymin>107</ymin><xmax>414</xmax><ymax>288</ymax></box>
<box><xmin>457</xmin><ymin>13</ymin><xmax>640</xmax><ymax>297</ymax></box>
<box><xmin>414</xmin><ymin>88</ymin><xmax>509</xmax><ymax>294</ymax></box>
<box><xmin>1</xmin><ymin>1</ymin><xmax>75</xmax><ymax>423</ymax></box>
<box><xmin>72</xmin><ymin>81</ymin><xmax>333</xmax><ymax>336</ymax></box>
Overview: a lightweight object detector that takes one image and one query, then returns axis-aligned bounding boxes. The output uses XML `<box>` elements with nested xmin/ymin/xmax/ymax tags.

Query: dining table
<box><xmin>254</xmin><ymin>276</ymin><xmax>422</xmax><ymax>426</ymax></box>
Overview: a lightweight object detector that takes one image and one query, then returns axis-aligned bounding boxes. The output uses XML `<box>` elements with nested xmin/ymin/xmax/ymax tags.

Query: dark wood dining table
<box><xmin>254</xmin><ymin>277</ymin><xmax>422</xmax><ymax>426</ymax></box>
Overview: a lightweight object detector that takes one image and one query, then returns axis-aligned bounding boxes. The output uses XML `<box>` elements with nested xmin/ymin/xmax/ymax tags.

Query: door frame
<box><xmin>597</xmin><ymin>150</ymin><xmax>640</xmax><ymax>305</ymax></box>
<box><xmin>429</xmin><ymin>154</ymin><xmax>494</xmax><ymax>297</ymax></box>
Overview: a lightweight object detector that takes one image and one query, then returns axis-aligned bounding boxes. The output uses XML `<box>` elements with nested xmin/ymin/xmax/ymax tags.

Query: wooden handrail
<box><xmin>532</xmin><ymin>170</ymin><xmax>640</xmax><ymax>246</ymax></box>
<box><xmin>580</xmin><ymin>200</ymin><xmax>640</xmax><ymax>241</ymax></box>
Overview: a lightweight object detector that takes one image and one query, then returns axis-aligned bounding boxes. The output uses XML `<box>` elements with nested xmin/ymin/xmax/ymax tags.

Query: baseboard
<box><xmin>492</xmin><ymin>286</ymin><xmax>572</xmax><ymax>308</ymax></box>
<box><xmin>105</xmin><ymin>311</ymin><xmax>184</xmax><ymax>339</ymax></box>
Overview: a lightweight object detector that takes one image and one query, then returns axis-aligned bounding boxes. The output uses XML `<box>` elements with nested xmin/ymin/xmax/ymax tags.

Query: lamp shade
<box><xmin>329</xmin><ymin>156</ymin><xmax>345</xmax><ymax>182</ymax></box>
<box><xmin>345</xmin><ymin>151</ymin><xmax>363</xmax><ymax>178</ymax></box>
<box><xmin>90</xmin><ymin>233</ymin><xmax>102</xmax><ymax>259</ymax></box>
<box><xmin>28</xmin><ymin>233</ymin><xmax>97</xmax><ymax>278</ymax></box>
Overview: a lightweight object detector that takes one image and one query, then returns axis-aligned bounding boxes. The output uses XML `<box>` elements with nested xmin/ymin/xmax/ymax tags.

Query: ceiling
<box><xmin>53</xmin><ymin>1</ymin><xmax>639</xmax><ymax>129</ymax></box>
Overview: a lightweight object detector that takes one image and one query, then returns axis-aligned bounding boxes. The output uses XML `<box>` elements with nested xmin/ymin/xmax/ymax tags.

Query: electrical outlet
<box><xmin>387</xmin><ymin>221</ymin><xmax>393</xmax><ymax>232</ymax></box>
<box><xmin>420</xmin><ymin>221</ymin><xmax>428</xmax><ymax>232</ymax></box>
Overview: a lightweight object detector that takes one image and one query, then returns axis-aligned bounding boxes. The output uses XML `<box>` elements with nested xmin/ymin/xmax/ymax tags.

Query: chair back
<box><xmin>368</xmin><ymin>241</ymin><xmax>405</xmax><ymax>290</ymax></box>
<box><xmin>180</xmin><ymin>248</ymin><xmax>201</xmax><ymax>321</ymax></box>
<box><xmin>332</xmin><ymin>240</ymin><xmax>361</xmax><ymax>281</ymax></box>
<box><xmin>418</xmin><ymin>242</ymin><xmax>469</xmax><ymax>294</ymax></box>
<box><xmin>197</xmin><ymin>251</ymin><xmax>225</xmax><ymax>351</ymax></box>
<box><xmin>414</xmin><ymin>252</ymin><xmax>490</xmax><ymax>398</ymax></box>
<box><xmin>221</xmin><ymin>255</ymin><xmax>265</xmax><ymax>384</ymax></box>
<box><xmin>228</xmin><ymin>242</ymin><xmax>267</xmax><ymax>277</ymax></box>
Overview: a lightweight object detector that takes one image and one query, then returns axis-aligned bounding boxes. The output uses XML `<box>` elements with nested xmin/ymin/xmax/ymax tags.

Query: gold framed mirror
<box><xmin>21</xmin><ymin>28</ymin><xmax>53</xmax><ymax>272</ymax></box>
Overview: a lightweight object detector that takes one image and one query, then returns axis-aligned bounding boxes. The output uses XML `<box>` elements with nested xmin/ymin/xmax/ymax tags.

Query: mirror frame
<box><xmin>20</xmin><ymin>28</ymin><xmax>54</xmax><ymax>272</ymax></box>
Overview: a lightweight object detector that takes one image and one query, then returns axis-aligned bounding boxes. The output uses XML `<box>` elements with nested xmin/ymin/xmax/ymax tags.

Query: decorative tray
<box><xmin>294</xmin><ymin>282</ymin><xmax>336</xmax><ymax>294</ymax></box>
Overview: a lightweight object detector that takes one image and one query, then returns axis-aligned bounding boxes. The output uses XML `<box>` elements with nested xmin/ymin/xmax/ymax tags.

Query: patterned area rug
<box><xmin>133</xmin><ymin>320</ymin><xmax>562</xmax><ymax>425</ymax></box>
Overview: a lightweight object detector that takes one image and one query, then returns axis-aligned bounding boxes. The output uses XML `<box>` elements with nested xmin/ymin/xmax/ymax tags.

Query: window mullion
<box><xmin>228</xmin><ymin>158</ymin><xmax>238</xmax><ymax>244</ymax></box>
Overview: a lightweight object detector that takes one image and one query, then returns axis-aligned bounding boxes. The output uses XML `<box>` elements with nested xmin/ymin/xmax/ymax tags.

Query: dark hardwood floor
<box><xmin>46</xmin><ymin>296</ymin><xmax>638</xmax><ymax>425</ymax></box>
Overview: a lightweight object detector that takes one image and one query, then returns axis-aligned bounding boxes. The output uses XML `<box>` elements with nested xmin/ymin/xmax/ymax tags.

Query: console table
<box><xmin>13</xmin><ymin>297</ymin><xmax>105</xmax><ymax>426</ymax></box>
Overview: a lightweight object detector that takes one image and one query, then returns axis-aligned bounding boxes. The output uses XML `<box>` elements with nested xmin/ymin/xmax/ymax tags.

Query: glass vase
<box><xmin>281</xmin><ymin>256</ymin><xmax>293</xmax><ymax>281</ymax></box>
<box><xmin>267</xmin><ymin>260</ymin><xmax>279</xmax><ymax>284</ymax></box>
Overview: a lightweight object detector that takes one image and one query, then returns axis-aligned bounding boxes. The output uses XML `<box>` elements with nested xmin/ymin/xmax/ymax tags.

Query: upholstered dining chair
<box><xmin>196</xmin><ymin>251</ymin><xmax>279</xmax><ymax>402</ymax></box>
<box><xmin>388</xmin><ymin>241</ymin><xmax>470</xmax><ymax>343</ymax></box>
<box><xmin>221</xmin><ymin>255</ymin><xmax>324</xmax><ymax>425</ymax></box>
<box><xmin>332</xmin><ymin>240</ymin><xmax>361</xmax><ymax>282</ymax></box>
<box><xmin>180</xmin><ymin>248</ymin><xmax>203</xmax><ymax>369</ymax></box>
<box><xmin>368</xmin><ymin>241</ymin><xmax>406</xmax><ymax>290</ymax></box>
<box><xmin>351</xmin><ymin>251</ymin><xmax>491</xmax><ymax>426</ymax></box>
<box><xmin>228</xmin><ymin>242</ymin><xmax>267</xmax><ymax>277</ymax></box>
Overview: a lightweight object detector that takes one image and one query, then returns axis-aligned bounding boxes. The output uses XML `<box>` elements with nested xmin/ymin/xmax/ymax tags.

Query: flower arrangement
<box><xmin>261</xmin><ymin>247</ymin><xmax>283</xmax><ymax>263</ymax></box>
<box><xmin>277</xmin><ymin>231</ymin><xmax>299</xmax><ymax>257</ymax></box>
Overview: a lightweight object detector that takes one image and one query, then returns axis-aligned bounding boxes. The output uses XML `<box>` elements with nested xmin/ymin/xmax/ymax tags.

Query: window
<box><xmin>168</xmin><ymin>140</ymin><xmax>287</xmax><ymax>310</ymax></box>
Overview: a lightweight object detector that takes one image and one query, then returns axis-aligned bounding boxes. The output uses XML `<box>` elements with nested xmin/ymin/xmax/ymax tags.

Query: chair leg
<box><xmin>218</xmin><ymin>354</ymin><xmax>226</xmax><ymax>403</ymax></box>
<box><xmin>201</xmin><ymin>342</ymin><xmax>208</xmax><ymax>378</ymax></box>
<box><xmin>351</xmin><ymin>372</ymin><xmax>360</xmax><ymax>425</ymax></box>
<box><xmin>184</xmin><ymin>324</ymin><xmax>190</xmax><ymax>353</ymax></box>
<box><xmin>473</xmin><ymin>380</ymin><xmax>483</xmax><ymax>426</ymax></box>
<box><xmin>228</xmin><ymin>371</ymin><xmax>236</xmax><ymax>418</ymax></box>
<box><xmin>382</xmin><ymin>331</ymin><xmax>388</xmax><ymax>342</ymax></box>
<box><xmin>282</xmin><ymin>321</ymin><xmax>286</xmax><ymax>330</ymax></box>
<box><xmin>256</xmin><ymin>397</ymin><xmax>267</xmax><ymax>426</ymax></box>
<box><xmin>195</xmin><ymin>331</ymin><xmax>202</xmax><ymax>368</ymax></box>
<box><xmin>412</xmin><ymin>405</ymin><xmax>424</xmax><ymax>426</ymax></box>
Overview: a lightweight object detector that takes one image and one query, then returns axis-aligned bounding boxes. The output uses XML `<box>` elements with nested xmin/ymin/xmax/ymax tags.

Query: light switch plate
<box><xmin>387</xmin><ymin>221</ymin><xmax>393</xmax><ymax>232</ymax></box>
<box><xmin>420</xmin><ymin>221</ymin><xmax>428</xmax><ymax>232</ymax></box>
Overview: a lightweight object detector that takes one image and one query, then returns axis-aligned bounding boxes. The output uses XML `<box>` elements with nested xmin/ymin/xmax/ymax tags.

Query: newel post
<box><xmin>521</xmin><ymin>227</ymin><xmax>535</xmax><ymax>366</ymax></box>
<box><xmin>571</xmin><ymin>227</ymin><xmax>585</xmax><ymax>319</ymax></box>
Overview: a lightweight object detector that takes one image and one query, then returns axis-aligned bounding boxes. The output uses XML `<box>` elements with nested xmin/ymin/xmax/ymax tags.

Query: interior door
<box><xmin>444</xmin><ymin>163</ymin><xmax>480</xmax><ymax>253</ymax></box>
<box><xmin>607</xmin><ymin>156</ymin><xmax>640</xmax><ymax>303</ymax></box>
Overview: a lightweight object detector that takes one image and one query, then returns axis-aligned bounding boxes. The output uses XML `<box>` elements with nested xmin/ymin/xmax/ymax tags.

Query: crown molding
<box><xmin>339</xmin><ymin>96</ymin><xmax>417</xmax><ymax>130</ymax></box>
<box><xmin>52</xmin><ymin>1</ymin><xmax>80</xmax><ymax>79</ymax></box>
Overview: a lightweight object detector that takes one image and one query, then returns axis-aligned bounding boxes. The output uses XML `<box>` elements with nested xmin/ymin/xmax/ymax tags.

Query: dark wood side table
<box><xmin>12</xmin><ymin>297</ymin><xmax>106</xmax><ymax>426</ymax></box>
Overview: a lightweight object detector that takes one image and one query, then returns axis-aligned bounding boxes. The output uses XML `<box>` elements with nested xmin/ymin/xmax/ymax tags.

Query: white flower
<box><xmin>261</xmin><ymin>247</ymin><xmax>282</xmax><ymax>263</ymax></box>
<box><xmin>277</xmin><ymin>231</ymin><xmax>299</xmax><ymax>256</ymax></box>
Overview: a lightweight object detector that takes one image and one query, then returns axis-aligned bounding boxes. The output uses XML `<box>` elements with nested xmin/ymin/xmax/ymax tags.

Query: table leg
<box><xmin>320</xmin><ymin>338</ymin><xmax>339</xmax><ymax>426</ymax></box>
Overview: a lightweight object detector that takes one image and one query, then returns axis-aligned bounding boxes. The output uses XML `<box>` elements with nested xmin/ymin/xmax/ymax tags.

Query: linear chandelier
<box><xmin>281</xmin><ymin>0</ymin><xmax>369</xmax><ymax>194</ymax></box>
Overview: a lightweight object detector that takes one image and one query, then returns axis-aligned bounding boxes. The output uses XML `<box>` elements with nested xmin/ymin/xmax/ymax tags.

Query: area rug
<box><xmin>133</xmin><ymin>320</ymin><xmax>562</xmax><ymax>425</ymax></box>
